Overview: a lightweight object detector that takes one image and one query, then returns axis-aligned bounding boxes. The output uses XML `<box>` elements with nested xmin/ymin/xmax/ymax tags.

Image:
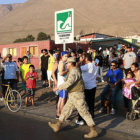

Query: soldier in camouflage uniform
<box><xmin>48</xmin><ymin>57</ymin><xmax>98</xmax><ymax>139</ymax></box>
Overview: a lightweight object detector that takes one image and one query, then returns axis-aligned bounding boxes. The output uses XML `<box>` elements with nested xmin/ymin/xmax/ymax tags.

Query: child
<box><xmin>25</xmin><ymin>65</ymin><xmax>38</xmax><ymax>106</ymax></box>
<box><xmin>19</xmin><ymin>56</ymin><xmax>31</xmax><ymax>95</ymax></box>
<box><xmin>122</xmin><ymin>71</ymin><xmax>136</xmax><ymax>99</ymax></box>
<box><xmin>122</xmin><ymin>71</ymin><xmax>136</xmax><ymax>113</ymax></box>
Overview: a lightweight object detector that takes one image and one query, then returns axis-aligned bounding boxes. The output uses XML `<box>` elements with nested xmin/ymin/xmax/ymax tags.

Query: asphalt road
<box><xmin>0</xmin><ymin>112</ymin><xmax>136</xmax><ymax>140</ymax></box>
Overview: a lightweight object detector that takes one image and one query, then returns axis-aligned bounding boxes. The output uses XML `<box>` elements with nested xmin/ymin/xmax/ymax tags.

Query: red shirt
<box><xmin>25</xmin><ymin>72</ymin><xmax>38</xmax><ymax>89</ymax></box>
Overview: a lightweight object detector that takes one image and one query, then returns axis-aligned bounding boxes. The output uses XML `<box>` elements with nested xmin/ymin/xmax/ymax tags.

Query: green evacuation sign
<box><xmin>55</xmin><ymin>8</ymin><xmax>74</xmax><ymax>44</ymax></box>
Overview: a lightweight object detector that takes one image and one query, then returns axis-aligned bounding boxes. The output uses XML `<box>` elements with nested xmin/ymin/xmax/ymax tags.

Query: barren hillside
<box><xmin>0</xmin><ymin>0</ymin><xmax>140</xmax><ymax>44</ymax></box>
<box><xmin>0</xmin><ymin>4</ymin><xmax>23</xmax><ymax>19</ymax></box>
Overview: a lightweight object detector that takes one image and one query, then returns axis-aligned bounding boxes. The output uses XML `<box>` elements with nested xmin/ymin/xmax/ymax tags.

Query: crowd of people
<box><xmin>0</xmin><ymin>43</ymin><xmax>140</xmax><ymax>138</ymax></box>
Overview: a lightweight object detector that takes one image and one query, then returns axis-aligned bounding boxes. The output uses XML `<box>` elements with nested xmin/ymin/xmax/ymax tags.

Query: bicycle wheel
<box><xmin>7</xmin><ymin>89</ymin><xmax>22</xmax><ymax>112</ymax></box>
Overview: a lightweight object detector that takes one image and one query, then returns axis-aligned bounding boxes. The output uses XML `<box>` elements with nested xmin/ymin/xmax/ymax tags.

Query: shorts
<box><xmin>41</xmin><ymin>69</ymin><xmax>48</xmax><ymax>81</ymax></box>
<box><xmin>47</xmin><ymin>70</ymin><xmax>52</xmax><ymax>81</ymax></box>
<box><xmin>22</xmin><ymin>82</ymin><xmax>26</xmax><ymax>91</ymax></box>
<box><xmin>59</xmin><ymin>90</ymin><xmax>67</xmax><ymax>99</ymax></box>
<box><xmin>26</xmin><ymin>88</ymin><xmax>35</xmax><ymax>97</ymax></box>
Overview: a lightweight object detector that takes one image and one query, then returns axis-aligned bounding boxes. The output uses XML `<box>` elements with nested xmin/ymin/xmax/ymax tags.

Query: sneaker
<box><xmin>99</xmin><ymin>107</ymin><xmax>104</xmax><ymax>113</ymax></box>
<box><xmin>56</xmin><ymin>115</ymin><xmax>59</xmax><ymax>119</ymax></box>
<box><xmin>111</xmin><ymin>108</ymin><xmax>116</xmax><ymax>115</ymax></box>
<box><xmin>75</xmin><ymin>120</ymin><xmax>84</xmax><ymax>126</ymax></box>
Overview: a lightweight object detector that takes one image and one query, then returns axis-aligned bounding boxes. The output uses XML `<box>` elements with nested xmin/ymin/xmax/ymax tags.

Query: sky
<box><xmin>0</xmin><ymin>0</ymin><xmax>27</xmax><ymax>4</ymax></box>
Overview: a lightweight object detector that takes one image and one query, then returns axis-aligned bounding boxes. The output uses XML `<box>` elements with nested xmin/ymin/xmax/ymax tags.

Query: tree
<box><xmin>13</xmin><ymin>34</ymin><xmax>35</xmax><ymax>43</ymax></box>
<box><xmin>26</xmin><ymin>34</ymin><xmax>35</xmax><ymax>41</ymax></box>
<box><xmin>13</xmin><ymin>38</ymin><xmax>23</xmax><ymax>43</ymax></box>
<box><xmin>37</xmin><ymin>32</ymin><xmax>51</xmax><ymax>41</ymax></box>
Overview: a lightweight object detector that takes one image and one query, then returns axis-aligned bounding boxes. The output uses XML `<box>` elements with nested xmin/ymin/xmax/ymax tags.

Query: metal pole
<box><xmin>63</xmin><ymin>43</ymin><xmax>66</xmax><ymax>51</ymax></box>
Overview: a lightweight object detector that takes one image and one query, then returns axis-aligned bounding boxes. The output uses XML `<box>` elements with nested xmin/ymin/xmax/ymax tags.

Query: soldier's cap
<box><xmin>66</xmin><ymin>57</ymin><xmax>76</xmax><ymax>64</ymax></box>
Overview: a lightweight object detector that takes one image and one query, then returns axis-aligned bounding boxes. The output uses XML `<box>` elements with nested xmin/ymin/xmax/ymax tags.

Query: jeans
<box><xmin>78</xmin><ymin>87</ymin><xmax>96</xmax><ymax>121</ymax></box>
<box><xmin>3</xmin><ymin>79</ymin><xmax>17</xmax><ymax>96</ymax></box>
<box><xmin>97</xmin><ymin>66</ymin><xmax>104</xmax><ymax>81</ymax></box>
<box><xmin>101</xmin><ymin>84</ymin><xmax>121</xmax><ymax>109</ymax></box>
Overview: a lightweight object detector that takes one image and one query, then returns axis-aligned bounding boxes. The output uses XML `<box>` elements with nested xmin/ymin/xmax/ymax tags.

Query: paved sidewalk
<box><xmin>0</xmin><ymin>80</ymin><xmax>140</xmax><ymax>138</ymax></box>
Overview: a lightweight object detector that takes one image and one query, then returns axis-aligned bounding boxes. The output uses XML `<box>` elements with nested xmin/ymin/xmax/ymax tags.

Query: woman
<box><xmin>55</xmin><ymin>51</ymin><xmax>68</xmax><ymax>119</ymax></box>
<box><xmin>130</xmin><ymin>63</ymin><xmax>140</xmax><ymax>88</ymax></box>
<box><xmin>124</xmin><ymin>63</ymin><xmax>140</xmax><ymax>113</ymax></box>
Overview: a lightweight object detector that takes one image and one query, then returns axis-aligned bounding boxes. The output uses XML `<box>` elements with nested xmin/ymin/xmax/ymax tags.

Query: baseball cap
<box><xmin>61</xmin><ymin>51</ymin><xmax>68</xmax><ymax>56</ymax></box>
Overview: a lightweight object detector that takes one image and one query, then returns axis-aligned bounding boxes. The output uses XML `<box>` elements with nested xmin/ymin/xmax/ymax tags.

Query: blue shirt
<box><xmin>4</xmin><ymin>61</ymin><xmax>19</xmax><ymax>79</ymax></box>
<box><xmin>106</xmin><ymin>68</ymin><xmax>123</xmax><ymax>84</ymax></box>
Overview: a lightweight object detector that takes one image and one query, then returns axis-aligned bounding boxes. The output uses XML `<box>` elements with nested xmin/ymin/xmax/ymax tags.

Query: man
<box><xmin>40</xmin><ymin>49</ymin><xmax>49</xmax><ymax>87</ymax></box>
<box><xmin>95</xmin><ymin>50</ymin><xmax>104</xmax><ymax>82</ymax></box>
<box><xmin>48</xmin><ymin>57</ymin><xmax>98</xmax><ymax>139</ymax></box>
<box><xmin>76</xmin><ymin>54</ymin><xmax>98</xmax><ymax>125</ymax></box>
<box><xmin>99</xmin><ymin>61</ymin><xmax>123</xmax><ymax>115</ymax></box>
<box><xmin>53</xmin><ymin>50</ymin><xmax>60</xmax><ymax>60</ymax></box>
<box><xmin>2</xmin><ymin>54</ymin><xmax>19</xmax><ymax>95</ymax></box>
<box><xmin>70</xmin><ymin>50</ymin><xmax>76</xmax><ymax>57</ymax></box>
<box><xmin>0</xmin><ymin>53</ymin><xmax>3</xmax><ymax>98</ymax></box>
<box><xmin>77</xmin><ymin>49</ymin><xmax>83</xmax><ymax>57</ymax></box>
<box><xmin>47</xmin><ymin>50</ymin><xmax>56</xmax><ymax>88</ymax></box>
<box><xmin>0</xmin><ymin>53</ymin><xmax>3</xmax><ymax>80</ymax></box>
<box><xmin>123</xmin><ymin>45</ymin><xmax>136</xmax><ymax>76</ymax></box>
<box><xmin>24</xmin><ymin>50</ymin><xmax>32</xmax><ymax>64</ymax></box>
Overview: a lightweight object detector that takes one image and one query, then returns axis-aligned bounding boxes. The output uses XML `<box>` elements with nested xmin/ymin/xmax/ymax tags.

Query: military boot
<box><xmin>48</xmin><ymin>120</ymin><xmax>62</xmax><ymax>132</ymax></box>
<box><xmin>84</xmin><ymin>126</ymin><xmax>98</xmax><ymax>138</ymax></box>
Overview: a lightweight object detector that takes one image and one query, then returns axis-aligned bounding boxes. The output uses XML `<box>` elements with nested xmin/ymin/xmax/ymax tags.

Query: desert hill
<box><xmin>0</xmin><ymin>4</ymin><xmax>23</xmax><ymax>19</ymax></box>
<box><xmin>0</xmin><ymin>0</ymin><xmax>140</xmax><ymax>44</ymax></box>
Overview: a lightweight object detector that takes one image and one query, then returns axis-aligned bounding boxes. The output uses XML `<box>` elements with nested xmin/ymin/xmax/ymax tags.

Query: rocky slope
<box><xmin>0</xmin><ymin>0</ymin><xmax>140</xmax><ymax>44</ymax></box>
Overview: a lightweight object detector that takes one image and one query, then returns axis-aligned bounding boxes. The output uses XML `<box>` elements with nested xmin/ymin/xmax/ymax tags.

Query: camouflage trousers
<box><xmin>59</xmin><ymin>92</ymin><xmax>95</xmax><ymax>127</ymax></box>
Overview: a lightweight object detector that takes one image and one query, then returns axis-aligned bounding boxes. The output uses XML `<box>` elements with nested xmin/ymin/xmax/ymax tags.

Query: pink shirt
<box><xmin>122</xmin><ymin>78</ymin><xmax>136</xmax><ymax>99</ymax></box>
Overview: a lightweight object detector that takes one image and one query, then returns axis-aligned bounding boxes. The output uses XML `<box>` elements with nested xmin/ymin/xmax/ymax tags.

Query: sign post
<box><xmin>63</xmin><ymin>42</ymin><xmax>66</xmax><ymax>51</ymax></box>
<box><xmin>55</xmin><ymin>8</ymin><xmax>74</xmax><ymax>50</ymax></box>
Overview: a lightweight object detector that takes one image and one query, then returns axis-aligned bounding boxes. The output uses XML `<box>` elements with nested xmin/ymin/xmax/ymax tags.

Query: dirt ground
<box><xmin>18</xmin><ymin>79</ymin><xmax>106</xmax><ymax>114</ymax></box>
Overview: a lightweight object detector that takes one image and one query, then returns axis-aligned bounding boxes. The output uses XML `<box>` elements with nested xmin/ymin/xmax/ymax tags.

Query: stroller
<box><xmin>126</xmin><ymin>87</ymin><xmax>140</xmax><ymax>120</ymax></box>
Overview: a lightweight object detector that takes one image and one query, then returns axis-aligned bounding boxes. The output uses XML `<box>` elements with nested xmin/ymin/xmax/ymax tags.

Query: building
<box><xmin>124</xmin><ymin>35</ymin><xmax>140</xmax><ymax>45</ymax></box>
<box><xmin>0</xmin><ymin>40</ymin><xmax>89</xmax><ymax>68</ymax></box>
<box><xmin>91</xmin><ymin>37</ymin><xmax>140</xmax><ymax>50</ymax></box>
<box><xmin>80</xmin><ymin>33</ymin><xmax>113</xmax><ymax>43</ymax></box>
<box><xmin>0</xmin><ymin>40</ymin><xmax>55</xmax><ymax>68</ymax></box>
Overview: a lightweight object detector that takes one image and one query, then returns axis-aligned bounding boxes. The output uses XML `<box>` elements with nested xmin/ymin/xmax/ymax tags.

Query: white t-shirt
<box><xmin>57</xmin><ymin>61</ymin><xmax>66</xmax><ymax>87</ymax></box>
<box><xmin>80</xmin><ymin>62</ymin><xmax>98</xmax><ymax>89</ymax></box>
<box><xmin>123</xmin><ymin>52</ymin><xmax>136</xmax><ymax>69</ymax></box>
<box><xmin>106</xmin><ymin>50</ymin><xmax>110</xmax><ymax>55</ymax></box>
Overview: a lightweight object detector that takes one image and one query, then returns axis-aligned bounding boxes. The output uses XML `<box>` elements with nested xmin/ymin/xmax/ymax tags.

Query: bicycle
<box><xmin>0</xmin><ymin>83</ymin><xmax>22</xmax><ymax>112</ymax></box>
